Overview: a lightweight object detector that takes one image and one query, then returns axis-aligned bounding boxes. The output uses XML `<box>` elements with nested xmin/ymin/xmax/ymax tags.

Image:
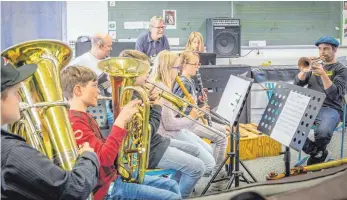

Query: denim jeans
<box><xmin>106</xmin><ymin>100</ymin><xmax>114</xmax><ymax>126</ymax></box>
<box><xmin>174</xmin><ymin>129</ymin><xmax>215</xmax><ymax>175</ymax></box>
<box><xmin>156</xmin><ymin>138</ymin><xmax>205</xmax><ymax>198</ymax></box>
<box><xmin>104</xmin><ymin>176</ymin><xmax>182</xmax><ymax>200</ymax></box>
<box><xmin>302</xmin><ymin>107</ymin><xmax>340</xmax><ymax>156</ymax></box>
<box><xmin>188</xmin><ymin>121</ymin><xmax>228</xmax><ymax>174</ymax></box>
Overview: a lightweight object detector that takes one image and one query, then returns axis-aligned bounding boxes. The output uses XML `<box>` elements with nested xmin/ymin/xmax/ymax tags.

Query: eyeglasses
<box><xmin>151</xmin><ymin>25</ymin><xmax>166</xmax><ymax>30</ymax></box>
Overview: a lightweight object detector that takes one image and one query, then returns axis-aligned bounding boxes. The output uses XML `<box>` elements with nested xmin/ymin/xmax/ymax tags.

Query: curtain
<box><xmin>1</xmin><ymin>1</ymin><xmax>66</xmax><ymax>50</ymax></box>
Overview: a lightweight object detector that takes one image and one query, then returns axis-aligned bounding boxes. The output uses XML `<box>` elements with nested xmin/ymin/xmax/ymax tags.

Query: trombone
<box><xmin>145</xmin><ymin>80</ymin><xmax>231</xmax><ymax>138</ymax></box>
<box><xmin>97</xmin><ymin>82</ymin><xmax>232</xmax><ymax>138</ymax></box>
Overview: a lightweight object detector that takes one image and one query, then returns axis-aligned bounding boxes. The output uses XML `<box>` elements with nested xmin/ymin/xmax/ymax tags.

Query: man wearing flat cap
<box><xmin>1</xmin><ymin>58</ymin><xmax>100</xmax><ymax>199</ymax></box>
<box><xmin>294</xmin><ymin>36</ymin><xmax>347</xmax><ymax>165</ymax></box>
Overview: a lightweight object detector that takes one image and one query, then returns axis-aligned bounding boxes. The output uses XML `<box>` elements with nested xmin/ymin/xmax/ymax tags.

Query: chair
<box><xmin>86</xmin><ymin>99</ymin><xmax>109</xmax><ymax>130</ymax></box>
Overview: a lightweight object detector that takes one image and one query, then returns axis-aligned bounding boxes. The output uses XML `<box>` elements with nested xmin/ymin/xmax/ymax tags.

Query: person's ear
<box><xmin>73</xmin><ymin>85</ymin><xmax>83</xmax><ymax>97</ymax></box>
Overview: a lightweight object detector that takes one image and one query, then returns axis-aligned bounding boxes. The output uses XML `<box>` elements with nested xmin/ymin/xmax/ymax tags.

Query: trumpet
<box><xmin>297</xmin><ymin>56</ymin><xmax>326</xmax><ymax>73</ymax></box>
<box><xmin>145</xmin><ymin>80</ymin><xmax>230</xmax><ymax>138</ymax></box>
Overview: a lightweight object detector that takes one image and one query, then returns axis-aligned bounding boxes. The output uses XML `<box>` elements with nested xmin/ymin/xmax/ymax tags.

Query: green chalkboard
<box><xmin>108</xmin><ymin>1</ymin><xmax>341</xmax><ymax>46</ymax></box>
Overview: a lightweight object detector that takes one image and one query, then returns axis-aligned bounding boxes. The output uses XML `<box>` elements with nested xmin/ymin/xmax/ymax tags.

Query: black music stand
<box><xmin>257</xmin><ymin>82</ymin><xmax>326</xmax><ymax>177</ymax></box>
<box><xmin>201</xmin><ymin>75</ymin><xmax>257</xmax><ymax>195</ymax></box>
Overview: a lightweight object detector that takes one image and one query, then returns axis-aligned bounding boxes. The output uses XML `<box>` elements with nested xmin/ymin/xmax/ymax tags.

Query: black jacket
<box><xmin>1</xmin><ymin>129</ymin><xmax>100</xmax><ymax>200</ymax></box>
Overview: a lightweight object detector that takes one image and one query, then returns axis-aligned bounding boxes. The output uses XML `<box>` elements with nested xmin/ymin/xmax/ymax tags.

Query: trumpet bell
<box><xmin>297</xmin><ymin>57</ymin><xmax>311</xmax><ymax>72</ymax></box>
<box><xmin>98</xmin><ymin>57</ymin><xmax>150</xmax><ymax>78</ymax></box>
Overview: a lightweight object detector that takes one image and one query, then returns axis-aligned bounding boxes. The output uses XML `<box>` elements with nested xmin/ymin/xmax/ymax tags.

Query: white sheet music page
<box><xmin>216</xmin><ymin>75</ymin><xmax>251</xmax><ymax>126</ymax></box>
<box><xmin>270</xmin><ymin>91</ymin><xmax>310</xmax><ymax>146</ymax></box>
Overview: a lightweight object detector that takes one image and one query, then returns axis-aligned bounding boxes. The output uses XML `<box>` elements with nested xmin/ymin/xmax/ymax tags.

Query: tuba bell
<box><xmin>98</xmin><ymin>57</ymin><xmax>151</xmax><ymax>184</ymax></box>
<box><xmin>1</xmin><ymin>40</ymin><xmax>79</xmax><ymax>170</ymax></box>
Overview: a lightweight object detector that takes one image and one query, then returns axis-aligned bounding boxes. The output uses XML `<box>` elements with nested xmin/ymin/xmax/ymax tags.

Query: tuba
<box><xmin>98</xmin><ymin>57</ymin><xmax>151</xmax><ymax>184</ymax></box>
<box><xmin>1</xmin><ymin>40</ymin><xmax>79</xmax><ymax>170</ymax></box>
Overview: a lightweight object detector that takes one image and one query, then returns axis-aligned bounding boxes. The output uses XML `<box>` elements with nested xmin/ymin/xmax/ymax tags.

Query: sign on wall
<box><xmin>163</xmin><ymin>10</ymin><xmax>177</xmax><ymax>29</ymax></box>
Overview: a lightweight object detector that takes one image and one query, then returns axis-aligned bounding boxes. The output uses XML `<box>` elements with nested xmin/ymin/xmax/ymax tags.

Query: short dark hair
<box><xmin>60</xmin><ymin>65</ymin><xmax>97</xmax><ymax>100</ymax></box>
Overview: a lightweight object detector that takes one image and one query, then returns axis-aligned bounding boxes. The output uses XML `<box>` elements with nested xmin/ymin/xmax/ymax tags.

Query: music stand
<box><xmin>201</xmin><ymin>74</ymin><xmax>257</xmax><ymax>195</ymax></box>
<box><xmin>257</xmin><ymin>81</ymin><xmax>326</xmax><ymax>177</ymax></box>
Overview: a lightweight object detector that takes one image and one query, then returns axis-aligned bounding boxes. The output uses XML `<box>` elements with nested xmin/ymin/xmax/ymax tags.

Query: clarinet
<box><xmin>196</xmin><ymin>72</ymin><xmax>212</xmax><ymax>127</ymax></box>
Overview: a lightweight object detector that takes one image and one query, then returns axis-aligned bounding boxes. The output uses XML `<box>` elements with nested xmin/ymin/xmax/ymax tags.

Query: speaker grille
<box><xmin>215</xmin><ymin>31</ymin><xmax>237</xmax><ymax>57</ymax></box>
<box><xmin>206</xmin><ymin>18</ymin><xmax>241</xmax><ymax>58</ymax></box>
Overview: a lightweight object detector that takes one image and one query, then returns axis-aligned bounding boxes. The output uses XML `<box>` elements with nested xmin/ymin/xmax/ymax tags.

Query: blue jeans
<box><xmin>105</xmin><ymin>176</ymin><xmax>182</xmax><ymax>200</ymax></box>
<box><xmin>157</xmin><ymin>139</ymin><xmax>205</xmax><ymax>198</ymax></box>
<box><xmin>302</xmin><ymin>107</ymin><xmax>340</xmax><ymax>156</ymax></box>
<box><xmin>175</xmin><ymin>129</ymin><xmax>215</xmax><ymax>175</ymax></box>
<box><xmin>106</xmin><ymin>100</ymin><xmax>114</xmax><ymax>126</ymax></box>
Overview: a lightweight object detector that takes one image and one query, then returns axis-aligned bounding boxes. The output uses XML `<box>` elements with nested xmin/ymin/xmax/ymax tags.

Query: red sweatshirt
<box><xmin>68</xmin><ymin>110</ymin><xmax>127</xmax><ymax>200</ymax></box>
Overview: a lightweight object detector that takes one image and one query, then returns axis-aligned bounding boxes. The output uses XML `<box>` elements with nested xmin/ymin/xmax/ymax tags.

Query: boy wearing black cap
<box><xmin>294</xmin><ymin>36</ymin><xmax>347</xmax><ymax>165</ymax></box>
<box><xmin>1</xmin><ymin>58</ymin><xmax>100</xmax><ymax>200</ymax></box>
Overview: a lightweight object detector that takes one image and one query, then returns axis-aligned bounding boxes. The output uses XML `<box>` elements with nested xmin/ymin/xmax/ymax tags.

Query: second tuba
<box><xmin>98</xmin><ymin>57</ymin><xmax>151</xmax><ymax>184</ymax></box>
<box><xmin>1</xmin><ymin>40</ymin><xmax>78</xmax><ymax>170</ymax></box>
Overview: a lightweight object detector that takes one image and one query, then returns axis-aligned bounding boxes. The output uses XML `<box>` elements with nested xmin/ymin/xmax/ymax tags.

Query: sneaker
<box><xmin>307</xmin><ymin>150</ymin><xmax>331</xmax><ymax>166</ymax></box>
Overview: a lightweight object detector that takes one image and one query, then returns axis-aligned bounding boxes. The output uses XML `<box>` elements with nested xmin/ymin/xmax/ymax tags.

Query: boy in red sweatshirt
<box><xmin>61</xmin><ymin>65</ymin><xmax>181</xmax><ymax>200</ymax></box>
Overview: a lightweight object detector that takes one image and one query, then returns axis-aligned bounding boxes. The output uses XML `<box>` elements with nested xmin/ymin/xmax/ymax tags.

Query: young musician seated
<box><xmin>1</xmin><ymin>59</ymin><xmax>99</xmax><ymax>200</ymax></box>
<box><xmin>185</xmin><ymin>32</ymin><xmax>205</xmax><ymax>53</ymax></box>
<box><xmin>149</xmin><ymin>50</ymin><xmax>216</xmax><ymax>176</ymax></box>
<box><xmin>172</xmin><ymin>51</ymin><xmax>230</xmax><ymax>185</ymax></box>
<box><xmin>294</xmin><ymin>36</ymin><xmax>347</xmax><ymax>165</ymax></box>
<box><xmin>117</xmin><ymin>50</ymin><xmax>206</xmax><ymax>198</ymax></box>
<box><xmin>60</xmin><ymin>66</ymin><xmax>182</xmax><ymax>200</ymax></box>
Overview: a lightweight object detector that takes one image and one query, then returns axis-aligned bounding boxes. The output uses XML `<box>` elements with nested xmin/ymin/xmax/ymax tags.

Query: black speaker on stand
<box><xmin>206</xmin><ymin>18</ymin><xmax>241</xmax><ymax>58</ymax></box>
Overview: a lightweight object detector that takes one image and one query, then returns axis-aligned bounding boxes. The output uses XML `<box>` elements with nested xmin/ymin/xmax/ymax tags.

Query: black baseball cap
<box><xmin>1</xmin><ymin>58</ymin><xmax>37</xmax><ymax>92</ymax></box>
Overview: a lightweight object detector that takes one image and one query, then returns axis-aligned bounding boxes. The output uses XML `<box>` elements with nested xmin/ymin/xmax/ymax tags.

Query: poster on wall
<box><xmin>109</xmin><ymin>31</ymin><xmax>116</xmax><ymax>40</ymax></box>
<box><xmin>108</xmin><ymin>21</ymin><xmax>116</xmax><ymax>31</ymax></box>
<box><xmin>343</xmin><ymin>1</ymin><xmax>347</xmax><ymax>45</ymax></box>
<box><xmin>163</xmin><ymin>10</ymin><xmax>177</xmax><ymax>29</ymax></box>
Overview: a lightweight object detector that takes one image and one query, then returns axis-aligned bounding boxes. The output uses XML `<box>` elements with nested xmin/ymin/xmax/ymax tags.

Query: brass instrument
<box><xmin>298</xmin><ymin>56</ymin><xmax>326</xmax><ymax>73</ymax></box>
<box><xmin>145</xmin><ymin>80</ymin><xmax>229</xmax><ymax>138</ymax></box>
<box><xmin>98</xmin><ymin>57</ymin><xmax>151</xmax><ymax>184</ymax></box>
<box><xmin>1</xmin><ymin>40</ymin><xmax>79</xmax><ymax>170</ymax></box>
<box><xmin>267</xmin><ymin>158</ymin><xmax>347</xmax><ymax>180</ymax></box>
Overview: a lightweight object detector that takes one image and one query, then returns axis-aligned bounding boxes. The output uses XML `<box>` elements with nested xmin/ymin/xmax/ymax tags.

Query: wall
<box><xmin>66</xmin><ymin>1</ymin><xmax>108</xmax><ymax>42</ymax></box>
<box><xmin>108</xmin><ymin>1</ymin><xmax>341</xmax><ymax>46</ymax></box>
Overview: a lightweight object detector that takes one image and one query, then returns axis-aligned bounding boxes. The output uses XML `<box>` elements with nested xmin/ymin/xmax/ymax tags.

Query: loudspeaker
<box><xmin>206</xmin><ymin>18</ymin><xmax>241</xmax><ymax>58</ymax></box>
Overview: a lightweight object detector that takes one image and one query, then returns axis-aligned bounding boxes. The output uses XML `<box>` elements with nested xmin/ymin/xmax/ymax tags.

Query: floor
<box><xmin>193</xmin><ymin>129</ymin><xmax>346</xmax><ymax>197</ymax></box>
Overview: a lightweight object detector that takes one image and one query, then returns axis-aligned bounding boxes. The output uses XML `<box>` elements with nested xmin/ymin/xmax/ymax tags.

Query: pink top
<box><xmin>156</xmin><ymin>81</ymin><xmax>195</xmax><ymax>138</ymax></box>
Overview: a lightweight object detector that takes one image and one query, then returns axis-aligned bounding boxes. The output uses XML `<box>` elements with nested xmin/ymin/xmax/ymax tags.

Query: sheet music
<box><xmin>270</xmin><ymin>91</ymin><xmax>310</xmax><ymax>146</ymax></box>
<box><xmin>216</xmin><ymin>75</ymin><xmax>252</xmax><ymax>126</ymax></box>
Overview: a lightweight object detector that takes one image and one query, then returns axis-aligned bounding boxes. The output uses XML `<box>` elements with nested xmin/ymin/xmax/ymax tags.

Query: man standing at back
<box><xmin>136</xmin><ymin>16</ymin><xmax>170</xmax><ymax>58</ymax></box>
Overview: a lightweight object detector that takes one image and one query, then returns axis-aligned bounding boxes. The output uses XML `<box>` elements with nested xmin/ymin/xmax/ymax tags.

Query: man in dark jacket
<box><xmin>1</xmin><ymin>58</ymin><xmax>100</xmax><ymax>200</ymax></box>
<box><xmin>294</xmin><ymin>36</ymin><xmax>347</xmax><ymax>165</ymax></box>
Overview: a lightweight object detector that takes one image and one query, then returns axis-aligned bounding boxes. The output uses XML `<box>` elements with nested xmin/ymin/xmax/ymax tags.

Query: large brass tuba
<box><xmin>98</xmin><ymin>57</ymin><xmax>151</xmax><ymax>184</ymax></box>
<box><xmin>1</xmin><ymin>40</ymin><xmax>79</xmax><ymax>170</ymax></box>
